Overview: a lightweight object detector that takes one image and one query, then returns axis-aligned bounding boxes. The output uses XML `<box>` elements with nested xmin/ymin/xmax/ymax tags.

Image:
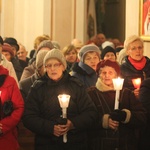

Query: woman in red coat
<box><xmin>0</xmin><ymin>64</ymin><xmax>24</xmax><ymax>150</ymax></box>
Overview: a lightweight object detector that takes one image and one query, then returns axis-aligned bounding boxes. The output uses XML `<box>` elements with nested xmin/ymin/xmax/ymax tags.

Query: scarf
<box><xmin>128</xmin><ymin>56</ymin><xmax>146</xmax><ymax>70</ymax></box>
<box><xmin>96</xmin><ymin>78</ymin><xmax>114</xmax><ymax>92</ymax></box>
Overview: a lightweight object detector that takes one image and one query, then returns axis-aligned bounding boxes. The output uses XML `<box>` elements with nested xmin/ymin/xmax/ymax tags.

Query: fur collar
<box><xmin>96</xmin><ymin>78</ymin><xmax>114</xmax><ymax>92</ymax></box>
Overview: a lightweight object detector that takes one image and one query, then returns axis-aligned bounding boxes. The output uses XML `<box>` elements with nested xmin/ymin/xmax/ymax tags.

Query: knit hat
<box><xmin>52</xmin><ymin>41</ymin><xmax>60</xmax><ymax>49</ymax></box>
<box><xmin>101</xmin><ymin>46</ymin><xmax>116</xmax><ymax>59</ymax></box>
<box><xmin>102</xmin><ymin>41</ymin><xmax>115</xmax><ymax>49</ymax></box>
<box><xmin>0</xmin><ymin>36</ymin><xmax>3</xmax><ymax>45</ymax></box>
<box><xmin>43</xmin><ymin>48</ymin><xmax>67</xmax><ymax>69</ymax></box>
<box><xmin>78</xmin><ymin>44</ymin><xmax>100</xmax><ymax>62</ymax></box>
<box><xmin>36</xmin><ymin>50</ymin><xmax>49</xmax><ymax>69</ymax></box>
<box><xmin>2</xmin><ymin>43</ymin><xmax>14</xmax><ymax>57</ymax></box>
<box><xmin>4</xmin><ymin>37</ymin><xmax>19</xmax><ymax>51</ymax></box>
<box><xmin>37</xmin><ymin>40</ymin><xmax>54</xmax><ymax>51</ymax></box>
<box><xmin>96</xmin><ymin>59</ymin><xmax>120</xmax><ymax>76</ymax></box>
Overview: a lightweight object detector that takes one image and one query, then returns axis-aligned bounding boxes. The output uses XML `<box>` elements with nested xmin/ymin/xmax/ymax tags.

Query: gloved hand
<box><xmin>110</xmin><ymin>109</ymin><xmax>126</xmax><ymax>122</ymax></box>
<box><xmin>56</xmin><ymin>117</ymin><xmax>67</xmax><ymax>125</ymax></box>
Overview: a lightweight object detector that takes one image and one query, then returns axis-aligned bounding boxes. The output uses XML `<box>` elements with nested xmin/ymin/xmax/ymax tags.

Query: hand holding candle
<box><xmin>112</xmin><ymin>77</ymin><xmax>124</xmax><ymax>110</ymax></box>
<box><xmin>58</xmin><ymin>94</ymin><xmax>70</xmax><ymax>143</ymax></box>
<box><xmin>132</xmin><ymin>78</ymin><xmax>141</xmax><ymax>89</ymax></box>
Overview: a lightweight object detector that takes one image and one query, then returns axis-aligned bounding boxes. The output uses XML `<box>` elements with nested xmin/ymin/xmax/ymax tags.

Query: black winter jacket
<box><xmin>120</xmin><ymin>56</ymin><xmax>150</xmax><ymax>90</ymax></box>
<box><xmin>23</xmin><ymin>71</ymin><xmax>98</xmax><ymax>150</ymax></box>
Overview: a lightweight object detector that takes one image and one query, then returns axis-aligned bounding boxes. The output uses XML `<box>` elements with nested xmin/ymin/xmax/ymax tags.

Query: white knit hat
<box><xmin>102</xmin><ymin>41</ymin><xmax>115</xmax><ymax>49</ymax></box>
<box><xmin>78</xmin><ymin>44</ymin><xmax>100</xmax><ymax>62</ymax></box>
<box><xmin>36</xmin><ymin>50</ymin><xmax>49</xmax><ymax>69</ymax></box>
<box><xmin>43</xmin><ymin>48</ymin><xmax>67</xmax><ymax>69</ymax></box>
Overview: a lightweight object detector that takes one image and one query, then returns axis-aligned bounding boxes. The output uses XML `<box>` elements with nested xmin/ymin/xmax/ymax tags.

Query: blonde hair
<box><xmin>62</xmin><ymin>45</ymin><xmax>77</xmax><ymax>56</ymax></box>
<box><xmin>34</xmin><ymin>35</ymin><xmax>51</xmax><ymax>50</ymax></box>
<box><xmin>124</xmin><ymin>35</ymin><xmax>143</xmax><ymax>51</ymax></box>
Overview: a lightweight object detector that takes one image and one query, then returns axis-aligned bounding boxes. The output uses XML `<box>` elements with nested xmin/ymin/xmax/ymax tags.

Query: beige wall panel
<box><xmin>52</xmin><ymin>0</ymin><xmax>74</xmax><ymax>49</ymax></box>
<box><xmin>1</xmin><ymin>0</ymin><xmax>15</xmax><ymax>37</ymax></box>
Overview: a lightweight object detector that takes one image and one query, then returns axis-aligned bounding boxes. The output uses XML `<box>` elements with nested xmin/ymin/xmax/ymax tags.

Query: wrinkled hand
<box><xmin>53</xmin><ymin>119</ymin><xmax>74</xmax><ymax>137</ymax></box>
<box><xmin>110</xmin><ymin>109</ymin><xmax>126</xmax><ymax>122</ymax></box>
<box><xmin>108</xmin><ymin>118</ymin><xmax>119</xmax><ymax>130</ymax></box>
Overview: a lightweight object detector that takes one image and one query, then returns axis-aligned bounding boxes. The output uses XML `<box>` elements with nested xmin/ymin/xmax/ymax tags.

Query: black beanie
<box><xmin>101</xmin><ymin>46</ymin><xmax>116</xmax><ymax>59</ymax></box>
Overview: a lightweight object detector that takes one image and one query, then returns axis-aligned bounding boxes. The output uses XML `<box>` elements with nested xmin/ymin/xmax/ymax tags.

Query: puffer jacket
<box><xmin>120</xmin><ymin>56</ymin><xmax>150</xmax><ymax>90</ymax></box>
<box><xmin>23</xmin><ymin>71</ymin><xmax>98</xmax><ymax>150</ymax></box>
<box><xmin>0</xmin><ymin>65</ymin><xmax>24</xmax><ymax>150</ymax></box>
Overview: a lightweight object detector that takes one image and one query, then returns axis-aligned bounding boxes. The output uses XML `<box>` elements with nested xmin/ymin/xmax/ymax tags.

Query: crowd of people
<box><xmin>0</xmin><ymin>33</ymin><xmax>149</xmax><ymax>150</ymax></box>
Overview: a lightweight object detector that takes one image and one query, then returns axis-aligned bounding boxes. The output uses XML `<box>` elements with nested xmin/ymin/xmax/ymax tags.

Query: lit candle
<box><xmin>132</xmin><ymin>78</ymin><xmax>141</xmax><ymax>89</ymax></box>
<box><xmin>112</xmin><ymin>77</ymin><xmax>124</xmax><ymax>109</ymax></box>
<box><xmin>58</xmin><ymin>94</ymin><xmax>70</xmax><ymax>143</ymax></box>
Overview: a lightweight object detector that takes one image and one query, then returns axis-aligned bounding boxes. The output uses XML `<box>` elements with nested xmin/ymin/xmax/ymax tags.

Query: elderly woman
<box><xmin>87</xmin><ymin>59</ymin><xmax>146</xmax><ymax>150</ymax></box>
<box><xmin>72</xmin><ymin>44</ymin><xmax>100</xmax><ymax>88</ymax></box>
<box><xmin>120</xmin><ymin>35</ymin><xmax>150</xmax><ymax>96</ymax></box>
<box><xmin>22</xmin><ymin>49</ymin><xmax>98</xmax><ymax>150</ymax></box>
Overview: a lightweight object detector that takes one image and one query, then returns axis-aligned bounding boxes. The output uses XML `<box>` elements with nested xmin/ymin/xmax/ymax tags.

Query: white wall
<box><xmin>1</xmin><ymin>0</ymin><xmax>150</xmax><ymax>57</ymax></box>
<box><xmin>0</xmin><ymin>0</ymin><xmax>87</xmax><ymax>53</ymax></box>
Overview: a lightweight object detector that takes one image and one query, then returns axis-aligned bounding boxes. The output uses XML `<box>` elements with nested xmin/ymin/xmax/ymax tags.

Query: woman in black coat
<box><xmin>22</xmin><ymin>49</ymin><xmax>98</xmax><ymax>150</ymax></box>
<box><xmin>87</xmin><ymin>59</ymin><xmax>147</xmax><ymax>150</ymax></box>
<box><xmin>120</xmin><ymin>35</ymin><xmax>150</xmax><ymax>97</ymax></box>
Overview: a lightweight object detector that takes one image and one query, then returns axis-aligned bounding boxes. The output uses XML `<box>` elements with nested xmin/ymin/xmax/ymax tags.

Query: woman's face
<box><xmin>99</xmin><ymin>66</ymin><xmax>117</xmax><ymax>87</ymax></box>
<box><xmin>103</xmin><ymin>52</ymin><xmax>116</xmax><ymax>61</ymax></box>
<box><xmin>84</xmin><ymin>52</ymin><xmax>100</xmax><ymax>71</ymax></box>
<box><xmin>65</xmin><ymin>49</ymin><xmax>77</xmax><ymax>63</ymax></box>
<box><xmin>45</xmin><ymin>58</ymin><xmax>65</xmax><ymax>81</ymax></box>
<box><xmin>127</xmin><ymin>40</ymin><xmax>144</xmax><ymax>61</ymax></box>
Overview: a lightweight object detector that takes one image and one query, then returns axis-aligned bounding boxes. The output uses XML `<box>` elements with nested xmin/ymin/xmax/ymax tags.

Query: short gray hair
<box><xmin>124</xmin><ymin>35</ymin><xmax>143</xmax><ymax>51</ymax></box>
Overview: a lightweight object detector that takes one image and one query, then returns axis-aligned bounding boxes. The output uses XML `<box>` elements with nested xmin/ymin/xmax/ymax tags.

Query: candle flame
<box><xmin>132</xmin><ymin>78</ymin><xmax>141</xmax><ymax>89</ymax></box>
<box><xmin>112</xmin><ymin>77</ymin><xmax>124</xmax><ymax>90</ymax></box>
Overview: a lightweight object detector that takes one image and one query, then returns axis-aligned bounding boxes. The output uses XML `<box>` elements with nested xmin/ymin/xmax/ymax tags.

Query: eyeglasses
<box><xmin>45</xmin><ymin>63</ymin><xmax>62</xmax><ymax>69</ymax></box>
<box><xmin>130</xmin><ymin>46</ymin><xmax>143</xmax><ymax>51</ymax></box>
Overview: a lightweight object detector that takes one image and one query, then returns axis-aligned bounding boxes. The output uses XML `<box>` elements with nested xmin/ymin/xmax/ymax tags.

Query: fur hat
<box><xmin>36</xmin><ymin>50</ymin><xmax>49</xmax><ymax>69</ymax></box>
<box><xmin>2</xmin><ymin>43</ymin><xmax>14</xmax><ymax>57</ymax></box>
<box><xmin>101</xmin><ymin>46</ymin><xmax>116</xmax><ymax>59</ymax></box>
<box><xmin>4</xmin><ymin>37</ymin><xmax>19</xmax><ymax>51</ymax></box>
<box><xmin>0</xmin><ymin>36</ymin><xmax>3</xmax><ymax>45</ymax></box>
<box><xmin>78</xmin><ymin>44</ymin><xmax>100</xmax><ymax>62</ymax></box>
<box><xmin>96</xmin><ymin>59</ymin><xmax>120</xmax><ymax>76</ymax></box>
<box><xmin>43</xmin><ymin>48</ymin><xmax>67</xmax><ymax>69</ymax></box>
<box><xmin>37</xmin><ymin>40</ymin><xmax>54</xmax><ymax>51</ymax></box>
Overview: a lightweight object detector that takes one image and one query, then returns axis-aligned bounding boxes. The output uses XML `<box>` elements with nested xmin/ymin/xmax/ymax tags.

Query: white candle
<box><xmin>112</xmin><ymin>77</ymin><xmax>124</xmax><ymax>109</ymax></box>
<box><xmin>58</xmin><ymin>94</ymin><xmax>70</xmax><ymax>143</ymax></box>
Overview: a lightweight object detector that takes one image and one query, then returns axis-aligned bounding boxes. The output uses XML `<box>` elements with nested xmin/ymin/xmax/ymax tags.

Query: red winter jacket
<box><xmin>0</xmin><ymin>65</ymin><xmax>24</xmax><ymax>150</ymax></box>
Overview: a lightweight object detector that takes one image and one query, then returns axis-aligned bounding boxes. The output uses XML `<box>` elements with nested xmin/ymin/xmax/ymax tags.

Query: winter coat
<box><xmin>19</xmin><ymin>73</ymin><xmax>39</xmax><ymax>101</ymax></box>
<box><xmin>20</xmin><ymin>61</ymin><xmax>36</xmax><ymax>81</ymax></box>
<box><xmin>0</xmin><ymin>65</ymin><xmax>24</xmax><ymax>150</ymax></box>
<box><xmin>22</xmin><ymin>71</ymin><xmax>98</xmax><ymax>150</ymax></box>
<box><xmin>71</xmin><ymin>61</ymin><xmax>98</xmax><ymax>88</ymax></box>
<box><xmin>139</xmin><ymin>78</ymin><xmax>150</xmax><ymax>149</ymax></box>
<box><xmin>120</xmin><ymin>56</ymin><xmax>150</xmax><ymax>90</ymax></box>
<box><xmin>87</xmin><ymin>85</ymin><xmax>146</xmax><ymax>150</ymax></box>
